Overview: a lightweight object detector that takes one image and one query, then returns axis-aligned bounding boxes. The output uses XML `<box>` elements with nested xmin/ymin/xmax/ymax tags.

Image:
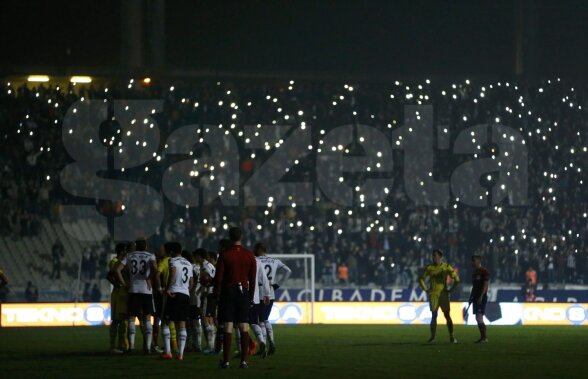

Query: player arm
<box><xmin>150</xmin><ymin>261</ymin><xmax>161</xmax><ymax>293</ymax></box>
<box><xmin>448</xmin><ymin>266</ymin><xmax>460</xmax><ymax>292</ymax></box>
<box><xmin>478</xmin><ymin>272</ymin><xmax>490</xmax><ymax>302</ymax></box>
<box><xmin>106</xmin><ymin>272</ymin><xmax>117</xmax><ymax>286</ymax></box>
<box><xmin>106</xmin><ymin>266</ymin><xmax>117</xmax><ymax>286</ymax></box>
<box><xmin>418</xmin><ymin>267</ymin><xmax>429</xmax><ymax>292</ymax></box>
<box><xmin>115</xmin><ymin>262</ymin><xmax>126</xmax><ymax>287</ymax></box>
<box><xmin>166</xmin><ymin>265</ymin><xmax>176</xmax><ymax>295</ymax></box>
<box><xmin>480</xmin><ymin>280</ymin><xmax>489</xmax><ymax>298</ymax></box>
<box><xmin>274</xmin><ymin>263</ymin><xmax>292</xmax><ymax>290</ymax></box>
<box><xmin>189</xmin><ymin>275</ymin><xmax>194</xmax><ymax>293</ymax></box>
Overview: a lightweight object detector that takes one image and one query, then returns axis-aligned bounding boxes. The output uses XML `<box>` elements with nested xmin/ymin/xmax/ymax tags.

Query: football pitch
<box><xmin>1</xmin><ymin>325</ymin><xmax>587</xmax><ymax>379</ymax></box>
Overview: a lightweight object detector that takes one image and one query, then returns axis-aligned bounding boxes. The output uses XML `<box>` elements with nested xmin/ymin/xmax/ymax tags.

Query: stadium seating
<box><xmin>0</xmin><ymin>78</ymin><xmax>586</xmax><ymax>301</ymax></box>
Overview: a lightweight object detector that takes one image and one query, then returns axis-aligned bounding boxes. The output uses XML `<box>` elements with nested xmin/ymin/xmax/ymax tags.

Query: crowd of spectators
<box><xmin>0</xmin><ymin>76</ymin><xmax>586</xmax><ymax>288</ymax></box>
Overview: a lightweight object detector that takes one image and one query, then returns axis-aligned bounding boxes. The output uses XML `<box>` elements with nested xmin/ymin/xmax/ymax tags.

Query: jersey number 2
<box><xmin>265</xmin><ymin>265</ymin><xmax>273</xmax><ymax>281</ymax></box>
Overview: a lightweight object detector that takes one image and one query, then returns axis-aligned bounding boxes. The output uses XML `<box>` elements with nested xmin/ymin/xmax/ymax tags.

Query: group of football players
<box><xmin>106</xmin><ymin>236</ymin><xmax>291</xmax><ymax>365</ymax></box>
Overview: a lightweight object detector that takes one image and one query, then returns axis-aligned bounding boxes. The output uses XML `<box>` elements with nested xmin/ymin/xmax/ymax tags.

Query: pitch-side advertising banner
<box><xmin>2</xmin><ymin>302</ymin><xmax>588</xmax><ymax>327</ymax></box>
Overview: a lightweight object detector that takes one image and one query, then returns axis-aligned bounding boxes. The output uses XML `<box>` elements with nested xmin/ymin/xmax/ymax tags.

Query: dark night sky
<box><xmin>1</xmin><ymin>0</ymin><xmax>588</xmax><ymax>77</ymax></box>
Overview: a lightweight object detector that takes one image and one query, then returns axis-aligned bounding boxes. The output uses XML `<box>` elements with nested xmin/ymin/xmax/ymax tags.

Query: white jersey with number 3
<box><xmin>122</xmin><ymin>251</ymin><xmax>156</xmax><ymax>295</ymax></box>
<box><xmin>168</xmin><ymin>256</ymin><xmax>193</xmax><ymax>296</ymax></box>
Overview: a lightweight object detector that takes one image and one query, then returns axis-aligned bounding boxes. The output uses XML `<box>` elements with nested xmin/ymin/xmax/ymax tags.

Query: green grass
<box><xmin>1</xmin><ymin>325</ymin><xmax>587</xmax><ymax>378</ymax></box>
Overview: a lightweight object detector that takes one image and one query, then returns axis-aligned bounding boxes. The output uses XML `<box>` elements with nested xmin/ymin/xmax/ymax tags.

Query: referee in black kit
<box><xmin>213</xmin><ymin>227</ymin><xmax>257</xmax><ymax>369</ymax></box>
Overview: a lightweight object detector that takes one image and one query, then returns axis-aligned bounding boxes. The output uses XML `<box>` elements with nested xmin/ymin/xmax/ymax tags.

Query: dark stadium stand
<box><xmin>0</xmin><ymin>77</ymin><xmax>586</xmax><ymax>301</ymax></box>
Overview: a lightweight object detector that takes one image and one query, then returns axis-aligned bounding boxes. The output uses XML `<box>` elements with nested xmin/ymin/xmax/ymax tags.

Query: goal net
<box><xmin>267</xmin><ymin>254</ymin><xmax>315</xmax><ymax>324</ymax></box>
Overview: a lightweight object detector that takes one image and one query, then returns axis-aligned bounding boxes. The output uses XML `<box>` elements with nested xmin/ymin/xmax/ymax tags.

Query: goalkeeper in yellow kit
<box><xmin>419</xmin><ymin>249</ymin><xmax>460</xmax><ymax>343</ymax></box>
<box><xmin>107</xmin><ymin>242</ymin><xmax>130</xmax><ymax>353</ymax></box>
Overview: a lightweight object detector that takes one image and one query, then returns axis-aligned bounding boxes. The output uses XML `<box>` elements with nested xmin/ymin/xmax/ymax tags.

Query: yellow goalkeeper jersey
<box><xmin>158</xmin><ymin>257</ymin><xmax>170</xmax><ymax>287</ymax></box>
<box><xmin>419</xmin><ymin>263</ymin><xmax>460</xmax><ymax>293</ymax></box>
<box><xmin>108</xmin><ymin>257</ymin><xmax>128</xmax><ymax>294</ymax></box>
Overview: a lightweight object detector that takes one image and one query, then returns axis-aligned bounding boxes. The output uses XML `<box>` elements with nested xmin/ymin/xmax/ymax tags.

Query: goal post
<box><xmin>268</xmin><ymin>254</ymin><xmax>315</xmax><ymax>324</ymax></box>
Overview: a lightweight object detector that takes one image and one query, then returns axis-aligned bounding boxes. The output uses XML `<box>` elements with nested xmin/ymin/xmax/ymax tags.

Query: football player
<box><xmin>418</xmin><ymin>249</ymin><xmax>460</xmax><ymax>343</ymax></box>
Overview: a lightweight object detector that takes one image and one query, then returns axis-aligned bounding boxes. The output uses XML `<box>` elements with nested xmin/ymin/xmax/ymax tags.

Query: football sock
<box><xmin>265</xmin><ymin>321</ymin><xmax>274</xmax><ymax>343</ymax></box>
<box><xmin>251</xmin><ymin>324</ymin><xmax>265</xmax><ymax>344</ymax></box>
<box><xmin>444</xmin><ymin>313</ymin><xmax>454</xmax><ymax>336</ymax></box>
<box><xmin>430</xmin><ymin>311</ymin><xmax>438</xmax><ymax>339</ymax></box>
<box><xmin>163</xmin><ymin>324</ymin><xmax>171</xmax><ymax>353</ymax></box>
<box><xmin>144</xmin><ymin>319</ymin><xmax>153</xmax><ymax>350</ymax></box>
<box><xmin>109</xmin><ymin>320</ymin><xmax>118</xmax><ymax>349</ymax></box>
<box><xmin>178</xmin><ymin>327</ymin><xmax>187</xmax><ymax>356</ymax></box>
<box><xmin>129</xmin><ymin>320</ymin><xmax>136</xmax><ymax>349</ymax></box>
<box><xmin>223</xmin><ymin>332</ymin><xmax>232</xmax><ymax>363</ymax></box>
<box><xmin>260</xmin><ymin>321</ymin><xmax>268</xmax><ymax>341</ymax></box>
<box><xmin>193</xmin><ymin>323</ymin><xmax>202</xmax><ymax>349</ymax></box>
<box><xmin>478</xmin><ymin>323</ymin><xmax>487</xmax><ymax>339</ymax></box>
<box><xmin>119</xmin><ymin>320</ymin><xmax>129</xmax><ymax>350</ymax></box>
<box><xmin>206</xmin><ymin>325</ymin><xmax>215</xmax><ymax>350</ymax></box>
<box><xmin>240</xmin><ymin>331</ymin><xmax>250</xmax><ymax>362</ymax></box>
